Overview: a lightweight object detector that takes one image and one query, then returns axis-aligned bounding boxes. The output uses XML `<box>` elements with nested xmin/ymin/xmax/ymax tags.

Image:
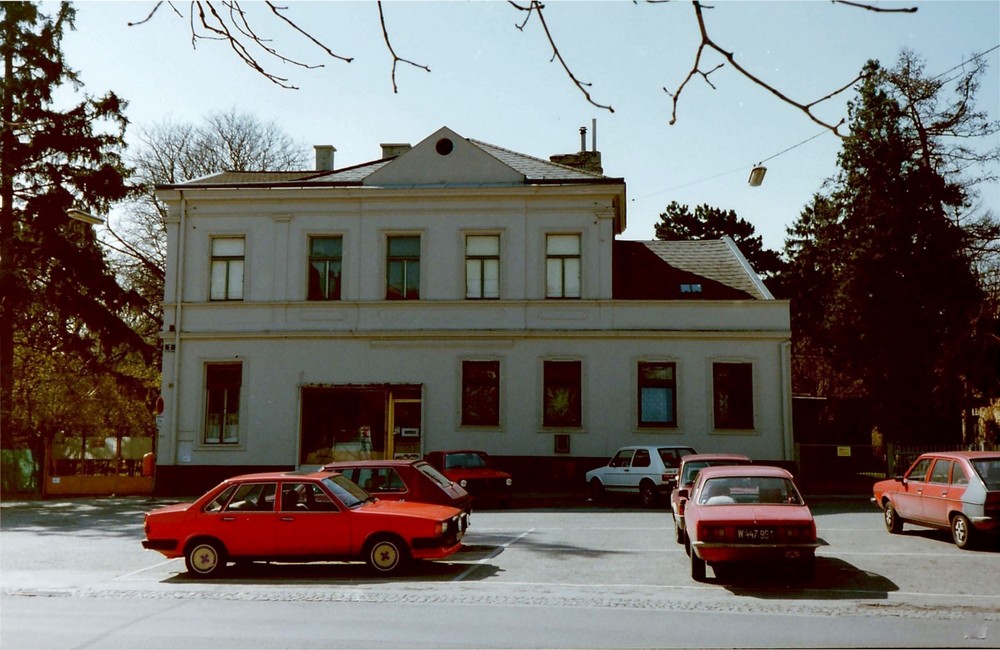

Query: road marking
<box><xmin>453</xmin><ymin>528</ymin><xmax>535</xmax><ymax>582</ymax></box>
<box><xmin>114</xmin><ymin>558</ymin><xmax>180</xmax><ymax>580</ymax></box>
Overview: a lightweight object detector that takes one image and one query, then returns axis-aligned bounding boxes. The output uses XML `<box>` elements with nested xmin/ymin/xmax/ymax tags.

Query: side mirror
<box><xmin>894</xmin><ymin>475</ymin><xmax>906</xmax><ymax>484</ymax></box>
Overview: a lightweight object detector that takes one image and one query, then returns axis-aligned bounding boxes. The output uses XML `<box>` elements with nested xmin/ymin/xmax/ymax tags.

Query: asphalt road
<box><xmin>1</xmin><ymin>496</ymin><xmax>998</xmax><ymax>649</ymax></box>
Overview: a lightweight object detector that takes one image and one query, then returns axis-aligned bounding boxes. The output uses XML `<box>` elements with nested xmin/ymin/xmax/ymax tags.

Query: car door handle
<box><xmin>221</xmin><ymin>516</ymin><xmax>236</xmax><ymax>522</ymax></box>
<box><xmin>279</xmin><ymin>516</ymin><xmax>295</xmax><ymax>522</ymax></box>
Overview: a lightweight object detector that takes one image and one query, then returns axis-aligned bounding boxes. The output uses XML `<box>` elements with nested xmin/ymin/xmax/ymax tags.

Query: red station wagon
<box><xmin>323</xmin><ymin>459</ymin><xmax>473</xmax><ymax>515</ymax></box>
<box><xmin>872</xmin><ymin>451</ymin><xmax>1000</xmax><ymax>549</ymax></box>
<box><xmin>682</xmin><ymin>465</ymin><xmax>819</xmax><ymax>582</ymax></box>
<box><xmin>425</xmin><ymin>450</ymin><xmax>513</xmax><ymax>507</ymax></box>
<box><xmin>141</xmin><ymin>470</ymin><xmax>469</xmax><ymax>577</ymax></box>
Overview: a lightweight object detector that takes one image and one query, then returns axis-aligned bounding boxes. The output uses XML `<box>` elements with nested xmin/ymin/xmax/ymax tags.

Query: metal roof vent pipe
<box><xmin>748</xmin><ymin>165</ymin><xmax>767</xmax><ymax>187</ymax></box>
<box><xmin>314</xmin><ymin>145</ymin><xmax>336</xmax><ymax>172</ymax></box>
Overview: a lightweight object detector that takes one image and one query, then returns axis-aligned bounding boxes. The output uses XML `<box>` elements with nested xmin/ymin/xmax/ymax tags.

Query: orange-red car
<box><xmin>872</xmin><ymin>451</ymin><xmax>1000</xmax><ymax>549</ymax></box>
<box><xmin>682</xmin><ymin>465</ymin><xmax>819</xmax><ymax>582</ymax></box>
<box><xmin>425</xmin><ymin>450</ymin><xmax>513</xmax><ymax>507</ymax></box>
<box><xmin>141</xmin><ymin>470</ymin><xmax>468</xmax><ymax>578</ymax></box>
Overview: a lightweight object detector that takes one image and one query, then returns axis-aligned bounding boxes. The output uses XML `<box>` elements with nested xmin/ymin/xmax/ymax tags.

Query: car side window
<box><xmin>204</xmin><ymin>485</ymin><xmax>238</xmax><ymax>513</ymax></box>
<box><xmin>224</xmin><ymin>482</ymin><xmax>276</xmax><ymax>512</ymax></box>
<box><xmin>951</xmin><ymin>463</ymin><xmax>969</xmax><ymax>486</ymax></box>
<box><xmin>610</xmin><ymin>450</ymin><xmax>633</xmax><ymax>468</ymax></box>
<box><xmin>906</xmin><ymin>458</ymin><xmax>932</xmax><ymax>482</ymax></box>
<box><xmin>357</xmin><ymin>468</ymin><xmax>406</xmax><ymax>493</ymax></box>
<box><xmin>633</xmin><ymin>449</ymin><xmax>651</xmax><ymax>468</ymax></box>
<box><xmin>928</xmin><ymin>460</ymin><xmax>951</xmax><ymax>484</ymax></box>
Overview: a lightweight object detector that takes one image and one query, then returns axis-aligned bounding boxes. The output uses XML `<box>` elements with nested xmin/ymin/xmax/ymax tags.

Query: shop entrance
<box><xmin>299</xmin><ymin>385</ymin><xmax>422</xmax><ymax>465</ymax></box>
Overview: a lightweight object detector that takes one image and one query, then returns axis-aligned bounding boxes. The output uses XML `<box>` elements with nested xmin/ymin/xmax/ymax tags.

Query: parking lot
<box><xmin>2</xmin><ymin>496</ymin><xmax>999</xmax><ymax>648</ymax></box>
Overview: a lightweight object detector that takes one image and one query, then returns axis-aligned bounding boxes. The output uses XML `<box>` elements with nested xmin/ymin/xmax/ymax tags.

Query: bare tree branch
<box><xmin>664</xmin><ymin>1</ymin><xmax>864</xmax><ymax>137</ymax></box>
<box><xmin>509</xmin><ymin>1</ymin><xmax>614</xmax><ymax>113</ymax></box>
<box><xmin>376</xmin><ymin>1</ymin><xmax>431</xmax><ymax>94</ymax></box>
<box><xmin>833</xmin><ymin>0</ymin><xmax>918</xmax><ymax>14</ymax></box>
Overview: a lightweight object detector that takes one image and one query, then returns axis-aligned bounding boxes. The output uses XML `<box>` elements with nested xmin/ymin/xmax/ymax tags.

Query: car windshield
<box><xmin>971</xmin><ymin>458</ymin><xmax>1000</xmax><ymax>490</ymax></box>
<box><xmin>681</xmin><ymin>462</ymin><xmax>710</xmax><ymax>485</ymax></box>
<box><xmin>417</xmin><ymin>461</ymin><xmax>455</xmax><ymax>487</ymax></box>
<box><xmin>445</xmin><ymin>452</ymin><xmax>487</xmax><ymax>470</ymax></box>
<box><xmin>698</xmin><ymin>476</ymin><xmax>803</xmax><ymax>506</ymax></box>
<box><xmin>322</xmin><ymin>474</ymin><xmax>373</xmax><ymax>509</ymax></box>
<box><xmin>657</xmin><ymin>447</ymin><xmax>695</xmax><ymax>468</ymax></box>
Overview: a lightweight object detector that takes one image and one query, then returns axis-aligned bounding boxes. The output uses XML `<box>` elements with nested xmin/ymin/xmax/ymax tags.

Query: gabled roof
<box><xmin>613</xmin><ymin>238</ymin><xmax>773</xmax><ymax>300</ymax></box>
<box><xmin>163</xmin><ymin>126</ymin><xmax>619</xmax><ymax>189</ymax></box>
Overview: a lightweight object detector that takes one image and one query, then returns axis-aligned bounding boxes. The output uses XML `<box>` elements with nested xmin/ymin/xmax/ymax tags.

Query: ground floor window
<box><xmin>204</xmin><ymin>362</ymin><xmax>242</xmax><ymax>444</ymax></box>
<box><xmin>712</xmin><ymin>362</ymin><xmax>754</xmax><ymax>430</ymax></box>
<box><xmin>638</xmin><ymin>361</ymin><xmax>677</xmax><ymax>428</ymax></box>
<box><xmin>461</xmin><ymin>360</ymin><xmax>500</xmax><ymax>426</ymax></box>
<box><xmin>543</xmin><ymin>360</ymin><xmax>582</xmax><ymax>427</ymax></box>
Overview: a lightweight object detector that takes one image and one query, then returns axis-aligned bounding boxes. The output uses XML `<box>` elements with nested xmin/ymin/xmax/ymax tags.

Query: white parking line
<box><xmin>114</xmin><ymin>558</ymin><xmax>180</xmax><ymax>580</ymax></box>
<box><xmin>453</xmin><ymin>528</ymin><xmax>535</xmax><ymax>582</ymax></box>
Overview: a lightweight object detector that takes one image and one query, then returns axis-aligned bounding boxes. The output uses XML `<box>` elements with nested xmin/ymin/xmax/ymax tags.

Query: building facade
<box><xmin>154</xmin><ymin>127</ymin><xmax>792</xmax><ymax>496</ymax></box>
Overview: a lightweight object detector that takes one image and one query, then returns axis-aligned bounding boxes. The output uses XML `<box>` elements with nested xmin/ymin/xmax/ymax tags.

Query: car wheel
<box><xmin>365</xmin><ymin>535</ymin><xmax>409</xmax><ymax>574</ymax></box>
<box><xmin>952</xmin><ymin>514</ymin><xmax>975</xmax><ymax>549</ymax></box>
<box><xmin>639</xmin><ymin>480</ymin><xmax>658</xmax><ymax>508</ymax></box>
<box><xmin>690</xmin><ymin>548</ymin><xmax>706</xmax><ymax>582</ymax></box>
<box><xmin>883</xmin><ymin>501</ymin><xmax>903</xmax><ymax>534</ymax></box>
<box><xmin>185</xmin><ymin>539</ymin><xmax>227</xmax><ymax>578</ymax></box>
<box><xmin>588</xmin><ymin>478</ymin><xmax>605</xmax><ymax>502</ymax></box>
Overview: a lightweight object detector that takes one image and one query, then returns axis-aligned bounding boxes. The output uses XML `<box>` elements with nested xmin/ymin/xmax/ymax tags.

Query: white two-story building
<box><xmin>154</xmin><ymin>126</ymin><xmax>792</xmax><ymax>496</ymax></box>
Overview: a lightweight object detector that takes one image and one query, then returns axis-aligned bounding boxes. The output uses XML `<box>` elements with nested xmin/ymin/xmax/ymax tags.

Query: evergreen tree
<box><xmin>784</xmin><ymin>56</ymin><xmax>993</xmax><ymax>444</ymax></box>
<box><xmin>0</xmin><ymin>3</ymin><xmax>154</xmax><ymax>479</ymax></box>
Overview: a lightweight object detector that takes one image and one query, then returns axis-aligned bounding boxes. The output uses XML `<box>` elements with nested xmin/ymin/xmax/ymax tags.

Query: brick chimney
<box><xmin>549</xmin><ymin>123</ymin><xmax>603</xmax><ymax>175</ymax></box>
<box><xmin>314</xmin><ymin>145</ymin><xmax>336</xmax><ymax>171</ymax></box>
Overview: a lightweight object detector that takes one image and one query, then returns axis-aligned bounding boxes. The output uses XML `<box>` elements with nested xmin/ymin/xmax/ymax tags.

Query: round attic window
<box><xmin>435</xmin><ymin>138</ymin><xmax>454</xmax><ymax>156</ymax></box>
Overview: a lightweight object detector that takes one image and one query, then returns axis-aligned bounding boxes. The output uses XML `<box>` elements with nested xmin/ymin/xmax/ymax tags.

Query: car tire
<box><xmin>690</xmin><ymin>548</ymin><xmax>706</xmax><ymax>582</ymax></box>
<box><xmin>951</xmin><ymin>514</ymin><xmax>975</xmax><ymax>550</ymax></box>
<box><xmin>883</xmin><ymin>501</ymin><xmax>903</xmax><ymax>534</ymax></box>
<box><xmin>639</xmin><ymin>480</ymin><xmax>658</xmax><ymax>508</ymax></box>
<box><xmin>184</xmin><ymin>539</ymin><xmax>227</xmax><ymax>578</ymax></box>
<box><xmin>588</xmin><ymin>478</ymin><xmax>605</xmax><ymax>503</ymax></box>
<box><xmin>365</xmin><ymin>535</ymin><xmax>409</xmax><ymax>574</ymax></box>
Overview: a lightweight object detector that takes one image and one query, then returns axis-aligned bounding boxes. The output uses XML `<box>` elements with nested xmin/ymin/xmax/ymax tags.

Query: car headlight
<box><xmin>505</xmin><ymin>478</ymin><xmax>513</xmax><ymax>487</ymax></box>
<box><xmin>459</xmin><ymin>479</ymin><xmax>468</xmax><ymax>488</ymax></box>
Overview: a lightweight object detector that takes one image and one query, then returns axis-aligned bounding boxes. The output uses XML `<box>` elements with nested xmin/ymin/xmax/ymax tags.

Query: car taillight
<box><xmin>701</xmin><ymin>525</ymin><xmax>727</xmax><ymax>541</ymax></box>
<box><xmin>678</xmin><ymin>501</ymin><xmax>686</xmax><ymax>516</ymax></box>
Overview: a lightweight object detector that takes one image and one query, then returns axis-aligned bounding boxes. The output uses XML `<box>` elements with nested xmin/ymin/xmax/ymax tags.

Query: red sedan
<box><xmin>872</xmin><ymin>451</ymin><xmax>1000</xmax><ymax>549</ymax></box>
<box><xmin>323</xmin><ymin>459</ymin><xmax>473</xmax><ymax>515</ymax></box>
<box><xmin>142</xmin><ymin>470</ymin><xmax>469</xmax><ymax>577</ymax></box>
<box><xmin>671</xmin><ymin>453</ymin><xmax>752</xmax><ymax>544</ymax></box>
<box><xmin>682</xmin><ymin>465</ymin><xmax>819</xmax><ymax>582</ymax></box>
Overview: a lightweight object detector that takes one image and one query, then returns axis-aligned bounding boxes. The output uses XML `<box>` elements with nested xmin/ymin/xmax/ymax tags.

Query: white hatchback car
<box><xmin>586</xmin><ymin>445</ymin><xmax>697</xmax><ymax>507</ymax></box>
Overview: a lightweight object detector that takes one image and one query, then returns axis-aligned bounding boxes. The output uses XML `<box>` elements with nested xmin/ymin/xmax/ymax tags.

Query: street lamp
<box><xmin>65</xmin><ymin>208</ymin><xmax>105</xmax><ymax>225</ymax></box>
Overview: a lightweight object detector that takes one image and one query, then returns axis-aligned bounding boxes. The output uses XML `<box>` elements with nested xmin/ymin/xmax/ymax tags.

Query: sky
<box><xmin>55</xmin><ymin>0</ymin><xmax>1000</xmax><ymax>251</ymax></box>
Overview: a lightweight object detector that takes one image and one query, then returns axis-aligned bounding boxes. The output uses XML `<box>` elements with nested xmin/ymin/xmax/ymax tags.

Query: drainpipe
<box><xmin>166</xmin><ymin>191</ymin><xmax>187</xmax><ymax>466</ymax></box>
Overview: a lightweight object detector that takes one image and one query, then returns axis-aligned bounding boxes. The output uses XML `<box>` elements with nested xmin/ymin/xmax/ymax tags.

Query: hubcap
<box><xmin>954</xmin><ymin>519</ymin><xmax>968</xmax><ymax>544</ymax></box>
<box><xmin>192</xmin><ymin>545</ymin><xmax>218</xmax><ymax>573</ymax></box>
<box><xmin>373</xmin><ymin>542</ymin><xmax>399</xmax><ymax>570</ymax></box>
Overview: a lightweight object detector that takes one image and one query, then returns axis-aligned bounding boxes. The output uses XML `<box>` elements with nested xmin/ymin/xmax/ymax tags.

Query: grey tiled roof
<box><xmin>183</xmin><ymin>171</ymin><xmax>326</xmax><ymax>185</ymax></box>
<box><xmin>641</xmin><ymin>239</ymin><xmax>772</xmax><ymax>300</ymax></box>
<box><xmin>468</xmin><ymin>140</ymin><xmax>608</xmax><ymax>181</ymax></box>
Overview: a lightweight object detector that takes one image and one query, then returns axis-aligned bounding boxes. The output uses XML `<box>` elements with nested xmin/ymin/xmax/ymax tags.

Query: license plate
<box><xmin>736</xmin><ymin>527</ymin><xmax>775</xmax><ymax>542</ymax></box>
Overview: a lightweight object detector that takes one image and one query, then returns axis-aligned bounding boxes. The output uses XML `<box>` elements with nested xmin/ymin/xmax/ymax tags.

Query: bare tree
<box><xmin>129</xmin><ymin>1</ymin><xmax>919</xmax><ymax>136</ymax></box>
<box><xmin>106</xmin><ymin>108</ymin><xmax>308</xmax><ymax>342</ymax></box>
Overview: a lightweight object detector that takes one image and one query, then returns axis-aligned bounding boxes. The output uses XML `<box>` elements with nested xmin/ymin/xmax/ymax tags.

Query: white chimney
<box><xmin>314</xmin><ymin>145</ymin><xmax>336</xmax><ymax>171</ymax></box>
<box><xmin>381</xmin><ymin>143</ymin><xmax>411</xmax><ymax>159</ymax></box>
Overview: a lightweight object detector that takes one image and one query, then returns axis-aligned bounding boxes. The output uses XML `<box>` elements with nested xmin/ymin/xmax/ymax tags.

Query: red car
<box><xmin>682</xmin><ymin>465</ymin><xmax>819</xmax><ymax>582</ymax></box>
<box><xmin>141</xmin><ymin>470</ymin><xmax>469</xmax><ymax>577</ymax></box>
<box><xmin>425</xmin><ymin>450</ymin><xmax>513</xmax><ymax>507</ymax></box>
<box><xmin>323</xmin><ymin>459</ymin><xmax>473</xmax><ymax>515</ymax></box>
<box><xmin>671</xmin><ymin>453</ymin><xmax>752</xmax><ymax>544</ymax></box>
<box><xmin>872</xmin><ymin>451</ymin><xmax>1000</xmax><ymax>549</ymax></box>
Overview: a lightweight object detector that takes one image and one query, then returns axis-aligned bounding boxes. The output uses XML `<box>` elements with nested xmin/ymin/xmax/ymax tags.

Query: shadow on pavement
<box><xmin>714</xmin><ymin>556</ymin><xmax>898</xmax><ymax>600</ymax></box>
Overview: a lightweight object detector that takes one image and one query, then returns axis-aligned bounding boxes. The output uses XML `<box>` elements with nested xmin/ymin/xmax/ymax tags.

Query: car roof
<box><xmin>680</xmin><ymin>453</ymin><xmax>751</xmax><ymax>463</ymax></box>
<box><xmin>616</xmin><ymin>445</ymin><xmax>697</xmax><ymax>451</ymax></box>
<box><xmin>696</xmin><ymin>465</ymin><xmax>793</xmax><ymax>480</ymax></box>
<box><xmin>432</xmin><ymin>449</ymin><xmax>489</xmax><ymax>455</ymax></box>
<box><xmin>323</xmin><ymin>460</ymin><xmax>424</xmax><ymax>468</ymax></box>
<box><xmin>224</xmin><ymin>470</ymin><xmax>337</xmax><ymax>482</ymax></box>
<box><xmin>918</xmin><ymin>451</ymin><xmax>1000</xmax><ymax>460</ymax></box>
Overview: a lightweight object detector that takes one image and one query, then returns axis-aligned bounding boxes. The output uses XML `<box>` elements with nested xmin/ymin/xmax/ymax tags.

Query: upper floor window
<box><xmin>204</xmin><ymin>362</ymin><xmax>242</xmax><ymax>444</ymax></box>
<box><xmin>466</xmin><ymin>235</ymin><xmax>500</xmax><ymax>299</ymax></box>
<box><xmin>210</xmin><ymin>237</ymin><xmax>245</xmax><ymax>301</ymax></box>
<box><xmin>308</xmin><ymin>236</ymin><xmax>343</xmax><ymax>300</ymax></box>
<box><xmin>712</xmin><ymin>362</ymin><xmax>754</xmax><ymax>430</ymax></box>
<box><xmin>546</xmin><ymin>234</ymin><xmax>581</xmax><ymax>299</ymax></box>
<box><xmin>638</xmin><ymin>362</ymin><xmax>677</xmax><ymax>428</ymax></box>
<box><xmin>462</xmin><ymin>360</ymin><xmax>501</xmax><ymax>427</ymax></box>
<box><xmin>543</xmin><ymin>360</ymin><xmax>582</xmax><ymax>427</ymax></box>
<box><xmin>386</xmin><ymin>235</ymin><xmax>420</xmax><ymax>300</ymax></box>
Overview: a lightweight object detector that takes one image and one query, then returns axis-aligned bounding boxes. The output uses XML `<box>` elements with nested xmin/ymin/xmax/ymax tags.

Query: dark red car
<box><xmin>425</xmin><ymin>450</ymin><xmax>513</xmax><ymax>507</ymax></box>
<box><xmin>671</xmin><ymin>453</ymin><xmax>752</xmax><ymax>544</ymax></box>
<box><xmin>323</xmin><ymin>459</ymin><xmax>473</xmax><ymax>515</ymax></box>
<box><xmin>872</xmin><ymin>451</ymin><xmax>1000</xmax><ymax>549</ymax></box>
